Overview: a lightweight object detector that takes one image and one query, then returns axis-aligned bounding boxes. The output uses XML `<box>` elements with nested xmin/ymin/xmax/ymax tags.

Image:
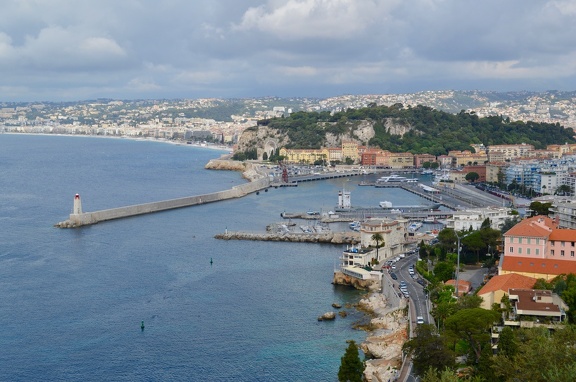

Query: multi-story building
<box><xmin>445</xmin><ymin>206</ymin><xmax>512</xmax><ymax>231</ymax></box>
<box><xmin>341</xmin><ymin>141</ymin><xmax>359</xmax><ymax>163</ymax></box>
<box><xmin>488</xmin><ymin>143</ymin><xmax>535</xmax><ymax>161</ymax></box>
<box><xmin>499</xmin><ymin>216</ymin><xmax>576</xmax><ymax>280</ymax></box>
<box><xmin>360</xmin><ymin>218</ymin><xmax>408</xmax><ymax>263</ymax></box>
<box><xmin>448</xmin><ymin>150</ymin><xmax>488</xmax><ymax>167</ymax></box>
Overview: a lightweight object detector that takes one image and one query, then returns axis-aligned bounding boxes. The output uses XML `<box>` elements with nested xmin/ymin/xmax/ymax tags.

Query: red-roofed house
<box><xmin>500</xmin><ymin>215</ymin><xmax>576</xmax><ymax>280</ymax></box>
<box><xmin>507</xmin><ymin>289</ymin><xmax>568</xmax><ymax>324</ymax></box>
<box><xmin>477</xmin><ymin>273</ymin><xmax>537</xmax><ymax>310</ymax></box>
<box><xmin>444</xmin><ymin>279</ymin><xmax>472</xmax><ymax>296</ymax></box>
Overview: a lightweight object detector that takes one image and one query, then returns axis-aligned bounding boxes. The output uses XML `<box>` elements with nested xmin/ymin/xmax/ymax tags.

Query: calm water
<box><xmin>0</xmin><ymin>135</ymin><xmax>433</xmax><ymax>381</ymax></box>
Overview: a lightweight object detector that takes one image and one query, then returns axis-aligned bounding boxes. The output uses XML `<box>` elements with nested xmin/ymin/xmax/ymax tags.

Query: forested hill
<box><xmin>253</xmin><ymin>104</ymin><xmax>576</xmax><ymax>156</ymax></box>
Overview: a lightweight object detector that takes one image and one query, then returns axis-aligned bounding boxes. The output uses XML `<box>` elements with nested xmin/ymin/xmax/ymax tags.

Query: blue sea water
<box><xmin>0</xmin><ymin>135</ymin><xmax>433</xmax><ymax>381</ymax></box>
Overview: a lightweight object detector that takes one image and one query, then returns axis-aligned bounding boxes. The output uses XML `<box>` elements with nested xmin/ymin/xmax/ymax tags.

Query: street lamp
<box><xmin>455</xmin><ymin>230</ymin><xmax>471</xmax><ymax>297</ymax></box>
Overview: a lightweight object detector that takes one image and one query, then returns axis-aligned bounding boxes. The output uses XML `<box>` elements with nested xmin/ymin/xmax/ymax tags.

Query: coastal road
<box><xmin>391</xmin><ymin>254</ymin><xmax>431</xmax><ymax>325</ymax></box>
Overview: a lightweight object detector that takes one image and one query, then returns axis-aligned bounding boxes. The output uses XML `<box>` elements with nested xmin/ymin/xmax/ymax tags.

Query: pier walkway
<box><xmin>56</xmin><ymin>177</ymin><xmax>271</xmax><ymax>228</ymax></box>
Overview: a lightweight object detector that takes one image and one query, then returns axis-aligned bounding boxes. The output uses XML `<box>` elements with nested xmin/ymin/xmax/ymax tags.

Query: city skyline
<box><xmin>1</xmin><ymin>0</ymin><xmax>576</xmax><ymax>102</ymax></box>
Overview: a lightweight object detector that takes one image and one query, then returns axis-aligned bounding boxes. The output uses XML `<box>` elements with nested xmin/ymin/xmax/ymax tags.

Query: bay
<box><xmin>1</xmin><ymin>134</ymin><xmax>405</xmax><ymax>382</ymax></box>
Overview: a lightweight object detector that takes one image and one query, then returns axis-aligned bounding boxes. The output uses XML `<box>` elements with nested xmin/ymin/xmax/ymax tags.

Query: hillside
<box><xmin>236</xmin><ymin>104</ymin><xmax>576</xmax><ymax>157</ymax></box>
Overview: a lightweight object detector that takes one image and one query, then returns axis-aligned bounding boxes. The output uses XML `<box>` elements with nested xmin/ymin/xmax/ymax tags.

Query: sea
<box><xmin>0</xmin><ymin>134</ymin><xmax>434</xmax><ymax>382</ymax></box>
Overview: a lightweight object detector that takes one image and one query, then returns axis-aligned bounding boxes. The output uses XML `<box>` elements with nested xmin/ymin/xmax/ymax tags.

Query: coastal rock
<box><xmin>205</xmin><ymin>159</ymin><xmax>246</xmax><ymax>172</ymax></box>
<box><xmin>317</xmin><ymin>312</ymin><xmax>336</xmax><ymax>321</ymax></box>
<box><xmin>332</xmin><ymin>303</ymin><xmax>342</xmax><ymax>309</ymax></box>
<box><xmin>332</xmin><ymin>271</ymin><xmax>376</xmax><ymax>290</ymax></box>
<box><xmin>356</xmin><ymin>292</ymin><xmax>409</xmax><ymax>382</ymax></box>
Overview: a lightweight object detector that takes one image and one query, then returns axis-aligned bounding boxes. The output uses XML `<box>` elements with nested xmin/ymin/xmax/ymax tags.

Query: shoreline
<box><xmin>1</xmin><ymin>131</ymin><xmax>234</xmax><ymax>153</ymax></box>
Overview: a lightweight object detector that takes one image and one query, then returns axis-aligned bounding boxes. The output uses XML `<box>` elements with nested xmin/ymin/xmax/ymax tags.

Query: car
<box><xmin>417</xmin><ymin>316</ymin><xmax>424</xmax><ymax>324</ymax></box>
<box><xmin>391</xmin><ymin>265</ymin><xmax>396</xmax><ymax>270</ymax></box>
<box><xmin>390</xmin><ymin>273</ymin><xmax>398</xmax><ymax>280</ymax></box>
<box><xmin>409</xmin><ymin>269</ymin><xmax>415</xmax><ymax>275</ymax></box>
<box><xmin>399</xmin><ymin>253</ymin><xmax>406</xmax><ymax>258</ymax></box>
<box><xmin>400</xmin><ymin>281</ymin><xmax>407</xmax><ymax>287</ymax></box>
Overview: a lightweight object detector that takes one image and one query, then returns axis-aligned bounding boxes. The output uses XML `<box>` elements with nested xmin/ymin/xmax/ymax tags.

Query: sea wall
<box><xmin>56</xmin><ymin>177</ymin><xmax>270</xmax><ymax>227</ymax></box>
<box><xmin>215</xmin><ymin>231</ymin><xmax>360</xmax><ymax>244</ymax></box>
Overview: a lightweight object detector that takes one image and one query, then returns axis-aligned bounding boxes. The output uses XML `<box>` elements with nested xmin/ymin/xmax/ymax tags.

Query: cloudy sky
<box><xmin>1</xmin><ymin>0</ymin><xmax>576</xmax><ymax>101</ymax></box>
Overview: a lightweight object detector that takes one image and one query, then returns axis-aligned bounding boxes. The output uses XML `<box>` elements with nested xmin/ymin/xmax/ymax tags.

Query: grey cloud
<box><xmin>1</xmin><ymin>0</ymin><xmax>576</xmax><ymax>101</ymax></box>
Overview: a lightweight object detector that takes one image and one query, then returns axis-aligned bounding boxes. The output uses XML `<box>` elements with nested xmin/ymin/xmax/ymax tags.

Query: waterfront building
<box><xmin>414</xmin><ymin>153</ymin><xmax>437</xmax><ymax>168</ymax></box>
<box><xmin>499</xmin><ymin>215</ymin><xmax>576</xmax><ymax>280</ymax></box>
<box><xmin>488</xmin><ymin>143</ymin><xmax>535</xmax><ymax>162</ymax></box>
<box><xmin>461</xmin><ymin>165</ymin><xmax>487</xmax><ymax>182</ymax></box>
<box><xmin>445</xmin><ymin>206</ymin><xmax>512</xmax><ymax>231</ymax></box>
<box><xmin>448</xmin><ymin>149</ymin><xmax>488</xmax><ymax>167</ymax></box>
<box><xmin>341</xmin><ymin>141</ymin><xmax>359</xmax><ymax>163</ymax></box>
<box><xmin>359</xmin><ymin>218</ymin><xmax>408</xmax><ymax>262</ymax></box>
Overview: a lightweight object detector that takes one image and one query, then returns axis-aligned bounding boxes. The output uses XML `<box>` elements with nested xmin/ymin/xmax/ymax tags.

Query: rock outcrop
<box><xmin>317</xmin><ymin>312</ymin><xmax>336</xmax><ymax>321</ymax></box>
<box><xmin>332</xmin><ymin>271</ymin><xmax>377</xmax><ymax>291</ymax></box>
<box><xmin>356</xmin><ymin>293</ymin><xmax>409</xmax><ymax>382</ymax></box>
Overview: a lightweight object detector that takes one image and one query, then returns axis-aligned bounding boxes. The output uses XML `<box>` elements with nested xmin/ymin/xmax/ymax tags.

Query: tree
<box><xmin>465</xmin><ymin>172</ymin><xmax>480</xmax><ymax>183</ymax></box>
<box><xmin>497</xmin><ymin>326</ymin><xmax>517</xmax><ymax>357</ymax></box>
<box><xmin>403</xmin><ymin>324</ymin><xmax>455</xmax><ymax>376</ymax></box>
<box><xmin>529</xmin><ymin>201</ymin><xmax>552</xmax><ymax>216</ymax></box>
<box><xmin>433</xmin><ymin>262</ymin><xmax>455</xmax><ymax>282</ymax></box>
<box><xmin>371</xmin><ymin>233</ymin><xmax>384</xmax><ymax>261</ymax></box>
<box><xmin>556</xmin><ymin>184</ymin><xmax>572</xmax><ymax>196</ymax></box>
<box><xmin>444</xmin><ymin>308</ymin><xmax>499</xmax><ymax>363</ymax></box>
<box><xmin>338</xmin><ymin>340</ymin><xmax>364</xmax><ymax>382</ymax></box>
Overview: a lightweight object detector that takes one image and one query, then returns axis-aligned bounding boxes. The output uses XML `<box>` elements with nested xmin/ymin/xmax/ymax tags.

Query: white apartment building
<box><xmin>445</xmin><ymin>207</ymin><xmax>512</xmax><ymax>231</ymax></box>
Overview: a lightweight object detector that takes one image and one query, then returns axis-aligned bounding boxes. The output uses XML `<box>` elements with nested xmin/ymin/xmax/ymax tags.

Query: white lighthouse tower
<box><xmin>73</xmin><ymin>193</ymin><xmax>83</xmax><ymax>215</ymax></box>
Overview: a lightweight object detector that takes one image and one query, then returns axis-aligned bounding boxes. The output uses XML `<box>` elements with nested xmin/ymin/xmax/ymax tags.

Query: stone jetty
<box><xmin>214</xmin><ymin>231</ymin><xmax>360</xmax><ymax>244</ymax></box>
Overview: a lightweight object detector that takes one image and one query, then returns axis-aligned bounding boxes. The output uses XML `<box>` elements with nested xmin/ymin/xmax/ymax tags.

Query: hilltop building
<box><xmin>499</xmin><ymin>215</ymin><xmax>576</xmax><ymax>280</ymax></box>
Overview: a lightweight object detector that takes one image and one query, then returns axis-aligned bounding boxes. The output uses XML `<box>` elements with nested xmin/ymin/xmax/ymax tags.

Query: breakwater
<box><xmin>215</xmin><ymin>231</ymin><xmax>360</xmax><ymax>244</ymax></box>
<box><xmin>56</xmin><ymin>177</ymin><xmax>270</xmax><ymax>228</ymax></box>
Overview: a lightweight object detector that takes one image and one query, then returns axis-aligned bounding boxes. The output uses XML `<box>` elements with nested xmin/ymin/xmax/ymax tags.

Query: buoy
<box><xmin>210</xmin><ymin>257</ymin><xmax>213</xmax><ymax>265</ymax></box>
<box><xmin>265</xmin><ymin>188</ymin><xmax>268</xmax><ymax>192</ymax></box>
<box><xmin>256</xmin><ymin>191</ymin><xmax>260</xmax><ymax>195</ymax></box>
<box><xmin>141</xmin><ymin>321</ymin><xmax>145</xmax><ymax>331</ymax></box>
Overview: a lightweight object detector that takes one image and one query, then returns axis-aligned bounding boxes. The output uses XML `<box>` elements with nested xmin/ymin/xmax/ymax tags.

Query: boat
<box><xmin>408</xmin><ymin>222</ymin><xmax>423</xmax><ymax>232</ymax></box>
<box><xmin>379</xmin><ymin>201</ymin><xmax>442</xmax><ymax>211</ymax></box>
<box><xmin>376</xmin><ymin>174</ymin><xmax>409</xmax><ymax>183</ymax></box>
<box><xmin>349</xmin><ymin>221</ymin><xmax>361</xmax><ymax>231</ymax></box>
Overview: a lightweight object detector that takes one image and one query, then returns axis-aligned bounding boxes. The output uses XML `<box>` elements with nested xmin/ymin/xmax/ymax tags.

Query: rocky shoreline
<box><xmin>357</xmin><ymin>293</ymin><xmax>408</xmax><ymax>382</ymax></box>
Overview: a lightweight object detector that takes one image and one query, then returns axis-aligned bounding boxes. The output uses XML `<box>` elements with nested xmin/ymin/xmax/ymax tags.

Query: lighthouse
<box><xmin>73</xmin><ymin>193</ymin><xmax>83</xmax><ymax>215</ymax></box>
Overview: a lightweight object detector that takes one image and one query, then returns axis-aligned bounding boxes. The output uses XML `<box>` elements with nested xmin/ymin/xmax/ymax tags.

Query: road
<box><xmin>389</xmin><ymin>254</ymin><xmax>431</xmax><ymax>325</ymax></box>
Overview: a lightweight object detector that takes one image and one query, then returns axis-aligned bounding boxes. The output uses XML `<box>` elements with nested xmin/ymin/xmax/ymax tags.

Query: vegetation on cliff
<box><xmin>241</xmin><ymin>104</ymin><xmax>576</xmax><ymax>156</ymax></box>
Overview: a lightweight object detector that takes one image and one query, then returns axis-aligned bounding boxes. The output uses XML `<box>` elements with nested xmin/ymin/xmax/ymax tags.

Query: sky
<box><xmin>1</xmin><ymin>0</ymin><xmax>576</xmax><ymax>102</ymax></box>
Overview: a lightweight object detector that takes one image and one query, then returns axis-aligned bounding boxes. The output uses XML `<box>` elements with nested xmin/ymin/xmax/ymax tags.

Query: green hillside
<box><xmin>254</xmin><ymin>104</ymin><xmax>576</xmax><ymax>156</ymax></box>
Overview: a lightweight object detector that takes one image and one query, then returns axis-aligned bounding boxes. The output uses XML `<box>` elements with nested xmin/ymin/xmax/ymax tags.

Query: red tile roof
<box><xmin>501</xmin><ymin>256</ymin><xmax>576</xmax><ymax>276</ymax></box>
<box><xmin>477</xmin><ymin>273</ymin><xmax>537</xmax><ymax>296</ymax></box>
<box><xmin>504</xmin><ymin>215</ymin><xmax>556</xmax><ymax>238</ymax></box>
<box><xmin>549</xmin><ymin>229</ymin><xmax>576</xmax><ymax>242</ymax></box>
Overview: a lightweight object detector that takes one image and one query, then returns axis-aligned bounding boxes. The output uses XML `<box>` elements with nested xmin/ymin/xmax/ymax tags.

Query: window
<box><xmin>571</xmin><ymin>251</ymin><xmax>574</xmax><ymax>257</ymax></box>
<box><xmin>536</xmin><ymin>239</ymin><xmax>540</xmax><ymax>245</ymax></box>
<box><xmin>509</xmin><ymin>247</ymin><xmax>514</xmax><ymax>253</ymax></box>
<box><xmin>527</xmin><ymin>238</ymin><xmax>531</xmax><ymax>244</ymax></box>
<box><xmin>527</xmin><ymin>248</ymin><xmax>531</xmax><ymax>255</ymax></box>
<box><xmin>551</xmin><ymin>241</ymin><xmax>555</xmax><ymax>246</ymax></box>
<box><xmin>551</xmin><ymin>250</ymin><xmax>555</xmax><ymax>256</ymax></box>
<box><xmin>518</xmin><ymin>248</ymin><xmax>522</xmax><ymax>254</ymax></box>
<box><xmin>536</xmin><ymin>249</ymin><xmax>540</xmax><ymax>255</ymax></box>
<box><xmin>519</xmin><ymin>238</ymin><xmax>523</xmax><ymax>244</ymax></box>
<box><xmin>561</xmin><ymin>250</ymin><xmax>565</xmax><ymax>256</ymax></box>
<box><xmin>562</xmin><ymin>242</ymin><xmax>566</xmax><ymax>247</ymax></box>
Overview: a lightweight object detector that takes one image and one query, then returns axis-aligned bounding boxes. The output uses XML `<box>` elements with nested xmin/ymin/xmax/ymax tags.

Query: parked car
<box><xmin>417</xmin><ymin>316</ymin><xmax>424</xmax><ymax>324</ymax></box>
<box><xmin>390</xmin><ymin>273</ymin><xmax>398</xmax><ymax>280</ymax></box>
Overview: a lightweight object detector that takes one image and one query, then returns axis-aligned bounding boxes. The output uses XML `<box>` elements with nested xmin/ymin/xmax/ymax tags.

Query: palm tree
<box><xmin>371</xmin><ymin>233</ymin><xmax>384</xmax><ymax>261</ymax></box>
